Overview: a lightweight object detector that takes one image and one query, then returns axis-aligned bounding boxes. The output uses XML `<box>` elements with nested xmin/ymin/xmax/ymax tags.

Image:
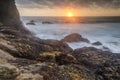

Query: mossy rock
<box><xmin>0</xmin><ymin>64</ymin><xmax>19</xmax><ymax>80</ymax></box>
<box><xmin>55</xmin><ymin>54</ymin><xmax>77</xmax><ymax>65</ymax></box>
<box><xmin>40</xmin><ymin>51</ymin><xmax>61</xmax><ymax>57</ymax></box>
<box><xmin>39</xmin><ymin>51</ymin><xmax>61</xmax><ymax>62</ymax></box>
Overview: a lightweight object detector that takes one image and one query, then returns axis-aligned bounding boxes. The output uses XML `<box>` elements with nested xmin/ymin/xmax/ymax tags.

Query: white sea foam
<box><xmin>22</xmin><ymin>17</ymin><xmax>120</xmax><ymax>53</ymax></box>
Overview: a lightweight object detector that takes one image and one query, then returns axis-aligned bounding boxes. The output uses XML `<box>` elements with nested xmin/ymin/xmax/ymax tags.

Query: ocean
<box><xmin>21</xmin><ymin>16</ymin><xmax>120</xmax><ymax>53</ymax></box>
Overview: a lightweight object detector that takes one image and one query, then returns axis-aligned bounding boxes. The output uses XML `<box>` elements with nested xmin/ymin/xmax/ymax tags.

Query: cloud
<box><xmin>16</xmin><ymin>0</ymin><xmax>120</xmax><ymax>9</ymax></box>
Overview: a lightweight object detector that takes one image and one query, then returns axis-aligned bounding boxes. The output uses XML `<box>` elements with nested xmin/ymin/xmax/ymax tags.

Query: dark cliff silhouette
<box><xmin>0</xmin><ymin>0</ymin><xmax>20</xmax><ymax>25</ymax></box>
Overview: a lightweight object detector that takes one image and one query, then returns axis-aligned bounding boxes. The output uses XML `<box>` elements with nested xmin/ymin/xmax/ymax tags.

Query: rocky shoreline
<box><xmin>0</xmin><ymin>0</ymin><xmax>120</xmax><ymax>80</ymax></box>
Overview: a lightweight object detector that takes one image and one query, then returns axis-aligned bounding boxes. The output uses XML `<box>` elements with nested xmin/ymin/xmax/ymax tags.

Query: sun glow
<box><xmin>67</xmin><ymin>12</ymin><xmax>74</xmax><ymax>17</ymax></box>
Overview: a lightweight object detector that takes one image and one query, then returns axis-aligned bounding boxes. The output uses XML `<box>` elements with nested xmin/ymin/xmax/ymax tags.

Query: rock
<box><xmin>73</xmin><ymin>47</ymin><xmax>119</xmax><ymax>69</ymax></box>
<box><xmin>73</xmin><ymin>47</ymin><xmax>120</xmax><ymax>80</ymax></box>
<box><xmin>39</xmin><ymin>51</ymin><xmax>61</xmax><ymax>62</ymax></box>
<box><xmin>0</xmin><ymin>0</ymin><xmax>21</xmax><ymax>25</ymax></box>
<box><xmin>61</xmin><ymin>33</ymin><xmax>89</xmax><ymax>43</ymax></box>
<box><xmin>0</xmin><ymin>49</ymin><xmax>15</xmax><ymax>63</ymax></box>
<box><xmin>42</xmin><ymin>21</ymin><xmax>53</xmax><ymax>24</ymax></box>
<box><xmin>40</xmin><ymin>63</ymin><xmax>95</xmax><ymax>80</ymax></box>
<box><xmin>0</xmin><ymin>64</ymin><xmax>19</xmax><ymax>80</ymax></box>
<box><xmin>92</xmin><ymin>41</ymin><xmax>102</xmax><ymax>46</ymax></box>
<box><xmin>41</xmin><ymin>39</ymin><xmax>73</xmax><ymax>53</ymax></box>
<box><xmin>55</xmin><ymin>54</ymin><xmax>77</xmax><ymax>65</ymax></box>
<box><xmin>95</xmin><ymin>60</ymin><xmax>120</xmax><ymax>80</ymax></box>
<box><xmin>16</xmin><ymin>73</ymin><xmax>43</xmax><ymax>80</ymax></box>
<box><xmin>26</xmin><ymin>20</ymin><xmax>36</xmax><ymax>25</ymax></box>
<box><xmin>102</xmin><ymin>46</ymin><xmax>111</xmax><ymax>51</ymax></box>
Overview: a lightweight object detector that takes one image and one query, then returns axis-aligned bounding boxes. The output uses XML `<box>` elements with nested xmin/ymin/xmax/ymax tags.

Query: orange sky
<box><xmin>18</xmin><ymin>7</ymin><xmax>120</xmax><ymax>16</ymax></box>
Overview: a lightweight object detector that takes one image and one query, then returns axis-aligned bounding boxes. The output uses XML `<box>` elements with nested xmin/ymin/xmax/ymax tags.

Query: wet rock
<box><xmin>42</xmin><ymin>21</ymin><xmax>53</xmax><ymax>24</ymax></box>
<box><xmin>26</xmin><ymin>20</ymin><xmax>36</xmax><ymax>25</ymax></box>
<box><xmin>92</xmin><ymin>41</ymin><xmax>102</xmax><ymax>46</ymax></box>
<box><xmin>102</xmin><ymin>46</ymin><xmax>111</xmax><ymax>52</ymax></box>
<box><xmin>61</xmin><ymin>33</ymin><xmax>89</xmax><ymax>43</ymax></box>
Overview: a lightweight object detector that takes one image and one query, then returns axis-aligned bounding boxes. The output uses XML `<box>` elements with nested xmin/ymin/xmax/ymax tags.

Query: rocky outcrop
<box><xmin>73</xmin><ymin>47</ymin><xmax>120</xmax><ymax>80</ymax></box>
<box><xmin>62</xmin><ymin>33</ymin><xmax>89</xmax><ymax>43</ymax></box>
<box><xmin>73</xmin><ymin>47</ymin><xmax>120</xmax><ymax>68</ymax></box>
<box><xmin>92</xmin><ymin>41</ymin><xmax>102</xmax><ymax>46</ymax></box>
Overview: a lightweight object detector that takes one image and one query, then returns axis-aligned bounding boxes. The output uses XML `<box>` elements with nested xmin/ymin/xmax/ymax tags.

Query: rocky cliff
<box><xmin>0</xmin><ymin>0</ymin><xmax>120</xmax><ymax>80</ymax></box>
<box><xmin>0</xmin><ymin>0</ymin><xmax>20</xmax><ymax>25</ymax></box>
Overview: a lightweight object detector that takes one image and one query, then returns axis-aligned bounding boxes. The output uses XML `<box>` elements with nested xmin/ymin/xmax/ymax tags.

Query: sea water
<box><xmin>21</xmin><ymin>17</ymin><xmax>120</xmax><ymax>53</ymax></box>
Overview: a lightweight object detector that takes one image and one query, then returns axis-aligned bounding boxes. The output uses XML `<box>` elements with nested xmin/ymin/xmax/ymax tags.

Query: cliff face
<box><xmin>0</xmin><ymin>0</ymin><xmax>20</xmax><ymax>26</ymax></box>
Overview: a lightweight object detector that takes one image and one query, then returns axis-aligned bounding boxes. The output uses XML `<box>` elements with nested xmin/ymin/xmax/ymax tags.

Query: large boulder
<box><xmin>61</xmin><ymin>33</ymin><xmax>89</xmax><ymax>43</ymax></box>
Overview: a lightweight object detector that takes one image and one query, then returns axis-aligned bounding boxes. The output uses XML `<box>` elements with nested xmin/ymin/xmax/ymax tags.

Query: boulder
<box><xmin>42</xmin><ymin>21</ymin><xmax>53</xmax><ymax>24</ymax></box>
<box><xmin>26</xmin><ymin>20</ymin><xmax>36</xmax><ymax>25</ymax></box>
<box><xmin>102</xmin><ymin>46</ymin><xmax>111</xmax><ymax>52</ymax></box>
<box><xmin>92</xmin><ymin>41</ymin><xmax>102</xmax><ymax>46</ymax></box>
<box><xmin>61</xmin><ymin>33</ymin><xmax>89</xmax><ymax>43</ymax></box>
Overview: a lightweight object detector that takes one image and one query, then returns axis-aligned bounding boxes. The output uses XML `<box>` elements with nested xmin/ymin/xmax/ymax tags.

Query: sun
<box><xmin>67</xmin><ymin>12</ymin><xmax>73</xmax><ymax>17</ymax></box>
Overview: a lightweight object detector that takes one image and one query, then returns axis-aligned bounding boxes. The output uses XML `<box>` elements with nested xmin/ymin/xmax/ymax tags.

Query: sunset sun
<box><xmin>67</xmin><ymin>12</ymin><xmax>74</xmax><ymax>17</ymax></box>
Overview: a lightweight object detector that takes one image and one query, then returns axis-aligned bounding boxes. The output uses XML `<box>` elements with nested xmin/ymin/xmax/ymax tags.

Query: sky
<box><xmin>16</xmin><ymin>0</ymin><xmax>120</xmax><ymax>16</ymax></box>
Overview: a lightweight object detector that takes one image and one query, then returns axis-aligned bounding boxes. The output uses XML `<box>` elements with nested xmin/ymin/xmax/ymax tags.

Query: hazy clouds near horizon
<box><xmin>16</xmin><ymin>0</ymin><xmax>120</xmax><ymax>9</ymax></box>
